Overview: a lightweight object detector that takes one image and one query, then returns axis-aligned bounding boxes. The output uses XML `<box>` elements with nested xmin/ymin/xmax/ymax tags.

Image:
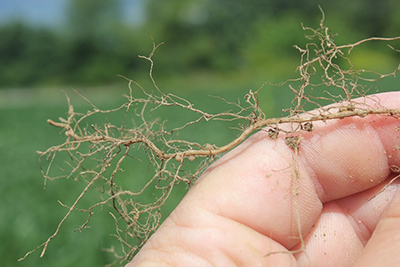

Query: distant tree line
<box><xmin>0</xmin><ymin>0</ymin><xmax>399</xmax><ymax>88</ymax></box>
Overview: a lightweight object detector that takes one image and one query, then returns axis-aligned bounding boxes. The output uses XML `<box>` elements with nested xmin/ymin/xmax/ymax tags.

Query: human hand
<box><xmin>127</xmin><ymin>92</ymin><xmax>400</xmax><ymax>266</ymax></box>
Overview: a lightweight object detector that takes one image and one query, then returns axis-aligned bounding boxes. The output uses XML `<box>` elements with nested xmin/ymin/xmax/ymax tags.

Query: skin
<box><xmin>127</xmin><ymin>92</ymin><xmax>400</xmax><ymax>267</ymax></box>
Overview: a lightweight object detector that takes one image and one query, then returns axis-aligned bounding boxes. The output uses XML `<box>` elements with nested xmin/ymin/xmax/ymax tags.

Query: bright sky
<box><xmin>0</xmin><ymin>0</ymin><xmax>144</xmax><ymax>27</ymax></box>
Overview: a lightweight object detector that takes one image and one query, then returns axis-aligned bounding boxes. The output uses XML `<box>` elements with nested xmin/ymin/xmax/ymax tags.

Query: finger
<box><xmin>300</xmin><ymin>105</ymin><xmax>400</xmax><ymax>203</ymax></box>
<box><xmin>354</xmin><ymin>179</ymin><xmax>400</xmax><ymax>266</ymax></box>
<box><xmin>295</xmin><ymin>176</ymin><xmax>400</xmax><ymax>266</ymax></box>
<box><xmin>191</xmin><ymin>93</ymin><xmax>400</xmax><ymax>248</ymax></box>
<box><xmin>130</xmin><ymin>92</ymin><xmax>400</xmax><ymax>265</ymax></box>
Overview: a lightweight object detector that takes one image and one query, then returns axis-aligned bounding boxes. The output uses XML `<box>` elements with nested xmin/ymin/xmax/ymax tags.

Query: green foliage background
<box><xmin>2</xmin><ymin>0</ymin><xmax>400</xmax><ymax>88</ymax></box>
<box><xmin>1</xmin><ymin>0</ymin><xmax>400</xmax><ymax>266</ymax></box>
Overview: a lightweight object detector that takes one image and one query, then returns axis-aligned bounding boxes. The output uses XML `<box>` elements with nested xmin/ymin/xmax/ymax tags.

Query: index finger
<box><xmin>190</xmin><ymin>92</ymin><xmax>400</xmax><ymax>243</ymax></box>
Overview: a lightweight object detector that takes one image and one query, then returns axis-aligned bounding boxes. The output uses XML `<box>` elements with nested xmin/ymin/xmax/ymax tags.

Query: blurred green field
<box><xmin>0</xmin><ymin>71</ymin><xmax>281</xmax><ymax>266</ymax></box>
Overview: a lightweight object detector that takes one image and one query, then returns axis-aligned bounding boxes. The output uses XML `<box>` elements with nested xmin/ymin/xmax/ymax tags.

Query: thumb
<box><xmin>354</xmin><ymin>184</ymin><xmax>400</xmax><ymax>266</ymax></box>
